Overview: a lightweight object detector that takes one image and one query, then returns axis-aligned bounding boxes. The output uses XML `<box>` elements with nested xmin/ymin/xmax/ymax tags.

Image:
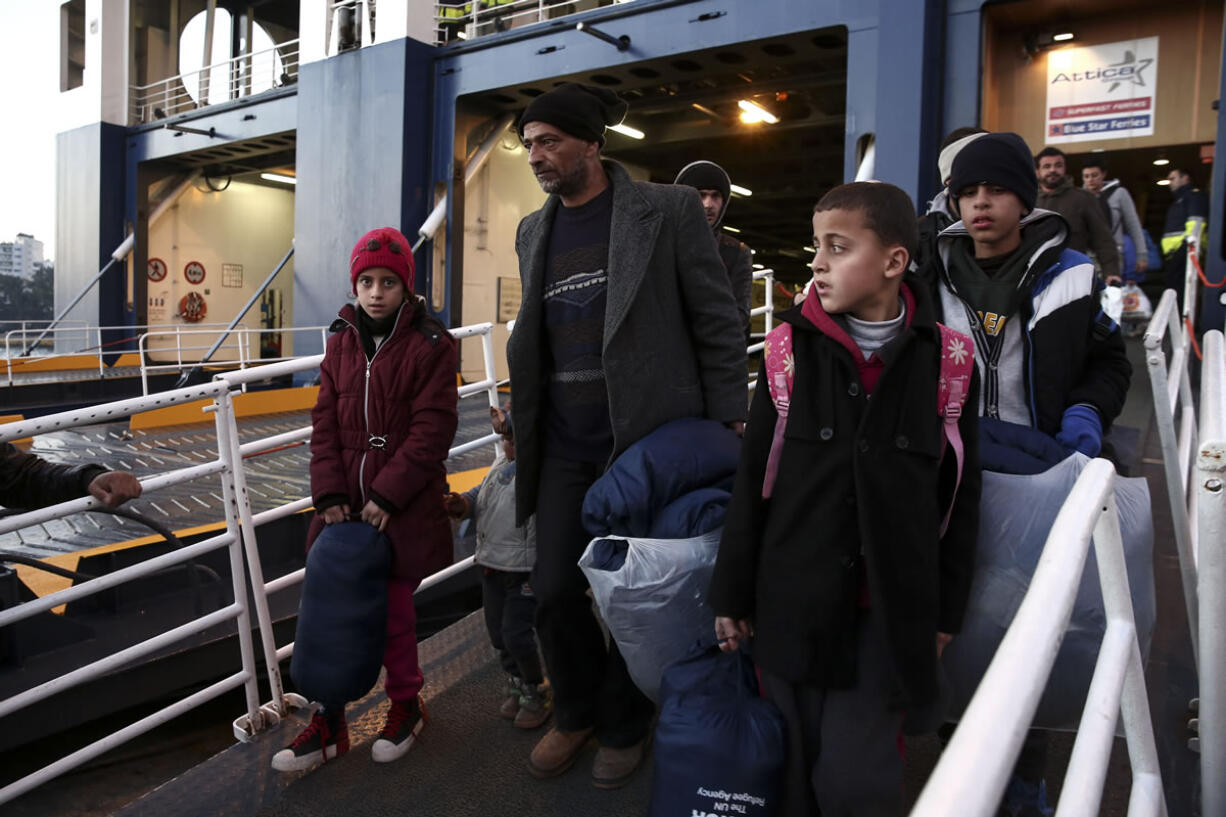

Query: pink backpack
<box><xmin>760</xmin><ymin>322</ymin><xmax>973</xmax><ymax>537</ymax></box>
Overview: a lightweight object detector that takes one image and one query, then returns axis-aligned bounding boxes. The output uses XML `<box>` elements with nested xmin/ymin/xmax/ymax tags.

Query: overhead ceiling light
<box><xmin>723</xmin><ymin>225</ymin><xmax>741</xmax><ymax>233</ymax></box>
<box><xmin>1157</xmin><ymin>179</ymin><xmax>1171</xmax><ymax>186</ymax></box>
<box><xmin>729</xmin><ymin>183</ymin><xmax>753</xmax><ymax>197</ymax></box>
<box><xmin>738</xmin><ymin>99</ymin><xmax>779</xmax><ymax>125</ymax></box>
<box><xmin>261</xmin><ymin>172</ymin><xmax>297</xmax><ymax>185</ymax></box>
<box><xmin>608</xmin><ymin>123</ymin><xmax>645</xmax><ymax>140</ymax></box>
<box><xmin>752</xmin><ymin>263</ymin><xmax>764</xmax><ymax>270</ymax></box>
<box><xmin>1153</xmin><ymin>158</ymin><xmax>1170</xmax><ymax>166</ymax></box>
<box><xmin>1091</xmin><ymin>148</ymin><xmax>1106</xmax><ymax>153</ymax></box>
<box><xmin>1052</xmin><ymin>32</ymin><xmax>1075</xmax><ymax>42</ymax></box>
<box><xmin>803</xmin><ymin>246</ymin><xmax>815</xmax><ymax>253</ymax></box>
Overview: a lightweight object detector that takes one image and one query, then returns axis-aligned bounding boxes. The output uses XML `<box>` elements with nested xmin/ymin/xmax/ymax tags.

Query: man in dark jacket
<box><xmin>1035</xmin><ymin>146</ymin><xmax>1121</xmax><ymax>283</ymax></box>
<box><xmin>674</xmin><ymin>160</ymin><xmax>754</xmax><ymax>344</ymax></box>
<box><xmin>1</xmin><ymin>442</ymin><xmax>141</xmax><ymax>509</ymax></box>
<box><xmin>1162</xmin><ymin>167</ymin><xmax>1209</xmax><ymax>310</ymax></box>
<box><xmin>508</xmin><ymin>82</ymin><xmax>747</xmax><ymax>787</ymax></box>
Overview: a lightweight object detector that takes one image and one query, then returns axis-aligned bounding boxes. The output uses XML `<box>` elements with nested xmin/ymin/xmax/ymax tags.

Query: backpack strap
<box><xmin>936</xmin><ymin>323</ymin><xmax>974</xmax><ymax>537</ymax></box>
<box><xmin>761</xmin><ymin>324</ymin><xmax>794</xmax><ymax>499</ymax></box>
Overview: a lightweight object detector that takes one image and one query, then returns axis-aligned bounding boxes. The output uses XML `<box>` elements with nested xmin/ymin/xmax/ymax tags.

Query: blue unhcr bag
<box><xmin>291</xmin><ymin>521</ymin><xmax>391</xmax><ymax>706</ymax></box>
<box><xmin>648</xmin><ymin>646</ymin><xmax>785</xmax><ymax>817</ymax></box>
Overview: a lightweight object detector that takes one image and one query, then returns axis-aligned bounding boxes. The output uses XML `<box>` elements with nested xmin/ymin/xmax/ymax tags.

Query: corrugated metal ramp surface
<box><xmin>115</xmin><ymin>612</ymin><xmax>654</xmax><ymax>817</ymax></box>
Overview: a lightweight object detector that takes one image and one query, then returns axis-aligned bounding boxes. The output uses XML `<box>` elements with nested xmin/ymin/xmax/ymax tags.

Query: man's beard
<box><xmin>536</xmin><ymin>160</ymin><xmax>589</xmax><ymax>197</ymax></box>
<box><xmin>1043</xmin><ymin>172</ymin><xmax>1064</xmax><ymax>189</ymax></box>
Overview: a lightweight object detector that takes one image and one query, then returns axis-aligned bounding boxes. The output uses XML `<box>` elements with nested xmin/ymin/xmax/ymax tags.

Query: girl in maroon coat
<box><xmin>272</xmin><ymin>227</ymin><xmax>459</xmax><ymax>772</ymax></box>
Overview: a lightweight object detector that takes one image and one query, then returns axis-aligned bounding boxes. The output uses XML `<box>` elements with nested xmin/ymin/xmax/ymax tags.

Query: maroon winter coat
<box><xmin>307</xmin><ymin>298</ymin><xmax>459</xmax><ymax>582</ymax></box>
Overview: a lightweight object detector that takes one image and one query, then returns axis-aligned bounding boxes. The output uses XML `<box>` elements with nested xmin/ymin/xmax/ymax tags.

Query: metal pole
<box><xmin>22</xmin><ymin>258</ymin><xmax>118</xmax><ymax>356</ymax></box>
<box><xmin>211</xmin><ymin>389</ymin><xmax>265</xmax><ymax>731</ymax></box>
<box><xmin>1144</xmin><ymin>291</ymin><xmax>1201</xmax><ymax>667</ymax></box>
<box><xmin>174</xmin><ymin>246</ymin><xmax>294</xmax><ymax>387</ymax></box>
<box><xmin>415</xmin><ymin>113</ymin><xmax>515</xmax><ymax>249</ymax></box>
<box><xmin>1198</xmin><ymin>330</ymin><xmax>1226</xmax><ymax>817</ymax></box>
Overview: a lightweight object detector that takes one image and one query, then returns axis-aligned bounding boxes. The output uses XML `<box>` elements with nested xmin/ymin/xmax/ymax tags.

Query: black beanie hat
<box><xmin>517</xmin><ymin>83</ymin><xmax>628</xmax><ymax>146</ymax></box>
<box><xmin>674</xmin><ymin>160</ymin><xmax>731</xmax><ymax>200</ymax></box>
<box><xmin>948</xmin><ymin>132</ymin><xmax>1038</xmax><ymax>212</ymax></box>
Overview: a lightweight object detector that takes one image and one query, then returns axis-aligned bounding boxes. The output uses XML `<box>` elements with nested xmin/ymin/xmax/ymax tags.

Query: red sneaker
<box><xmin>371</xmin><ymin>697</ymin><xmax>427</xmax><ymax>763</ymax></box>
<box><xmin>271</xmin><ymin>710</ymin><xmax>349</xmax><ymax>772</ymax></box>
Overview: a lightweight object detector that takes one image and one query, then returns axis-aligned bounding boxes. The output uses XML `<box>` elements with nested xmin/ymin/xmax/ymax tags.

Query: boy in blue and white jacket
<box><xmin>924</xmin><ymin>131</ymin><xmax>1132</xmax><ymax>815</ymax></box>
<box><xmin>443</xmin><ymin>408</ymin><xmax>551</xmax><ymax>729</ymax></box>
<box><xmin>928</xmin><ymin>132</ymin><xmax>1131</xmax><ymax>467</ymax></box>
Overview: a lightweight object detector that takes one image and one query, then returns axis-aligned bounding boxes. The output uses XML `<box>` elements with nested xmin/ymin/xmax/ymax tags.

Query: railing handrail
<box><xmin>1196</xmin><ymin>330</ymin><xmax>1226</xmax><ymax>816</ymax></box>
<box><xmin>129</xmin><ymin>38</ymin><xmax>301</xmax><ymax>94</ymax></box>
<box><xmin>1143</xmin><ymin>287</ymin><xmax>1201</xmax><ymax>669</ymax></box>
<box><xmin>912</xmin><ymin>459</ymin><xmax>1166</xmax><ymax>816</ymax></box>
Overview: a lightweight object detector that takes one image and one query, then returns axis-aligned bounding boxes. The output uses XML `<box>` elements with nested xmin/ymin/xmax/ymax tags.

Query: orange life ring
<box><xmin>179</xmin><ymin>292</ymin><xmax>207</xmax><ymax>323</ymax></box>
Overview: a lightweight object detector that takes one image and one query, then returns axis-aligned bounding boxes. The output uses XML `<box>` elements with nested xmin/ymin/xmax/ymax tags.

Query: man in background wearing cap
<box><xmin>674</xmin><ymin>160</ymin><xmax>754</xmax><ymax>344</ymax></box>
<box><xmin>1035</xmin><ymin>147</ymin><xmax>1122</xmax><ymax>284</ymax></box>
<box><xmin>932</xmin><ymin>132</ymin><xmax>1130</xmax><ymax>816</ymax></box>
<box><xmin>507</xmin><ymin>82</ymin><xmax>747</xmax><ymax>788</ymax></box>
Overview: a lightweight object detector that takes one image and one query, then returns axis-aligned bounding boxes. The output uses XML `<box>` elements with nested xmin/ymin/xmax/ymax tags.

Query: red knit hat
<box><xmin>349</xmin><ymin>227</ymin><xmax>415</xmax><ymax>293</ymax></box>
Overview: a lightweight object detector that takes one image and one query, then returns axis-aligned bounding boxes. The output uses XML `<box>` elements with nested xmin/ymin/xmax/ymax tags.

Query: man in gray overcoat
<box><xmin>507</xmin><ymin>83</ymin><xmax>747</xmax><ymax>788</ymax></box>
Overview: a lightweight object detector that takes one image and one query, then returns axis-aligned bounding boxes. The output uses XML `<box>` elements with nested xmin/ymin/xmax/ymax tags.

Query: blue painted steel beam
<box><xmin>126</xmin><ymin>92</ymin><xmax>298</xmax><ymax>164</ymax></box>
<box><xmin>1202</xmin><ymin>20</ymin><xmax>1226</xmax><ymax>333</ymax></box>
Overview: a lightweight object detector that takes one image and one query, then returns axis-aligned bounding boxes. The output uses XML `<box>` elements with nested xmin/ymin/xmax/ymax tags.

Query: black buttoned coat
<box><xmin>507</xmin><ymin>160</ymin><xmax>749</xmax><ymax>525</ymax></box>
<box><xmin>707</xmin><ymin>280</ymin><xmax>981</xmax><ymax>711</ymax></box>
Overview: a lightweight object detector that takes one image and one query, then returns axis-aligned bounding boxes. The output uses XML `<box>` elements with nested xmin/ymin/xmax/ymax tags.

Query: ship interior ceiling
<box><xmin>147</xmin><ymin>132</ymin><xmax>297</xmax><ymax>186</ymax></box>
<box><xmin>460</xmin><ymin>27</ymin><xmax>849</xmax><ymax>286</ymax></box>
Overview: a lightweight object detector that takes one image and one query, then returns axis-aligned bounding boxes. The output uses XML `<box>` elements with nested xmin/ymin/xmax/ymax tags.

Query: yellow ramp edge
<box><xmin>0</xmin><ymin>414</ymin><xmax>31</xmax><ymax>446</ymax></box>
<box><xmin>130</xmin><ymin>386</ymin><xmax>321</xmax><ymax>430</ymax></box>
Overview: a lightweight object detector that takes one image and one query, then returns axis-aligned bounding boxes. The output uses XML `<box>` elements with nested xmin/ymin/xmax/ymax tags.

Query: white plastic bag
<box><xmin>1100</xmin><ymin>284</ymin><xmax>1123</xmax><ymax>324</ymax></box>
<box><xmin>579</xmin><ymin>529</ymin><xmax>721</xmax><ymax>702</ymax></box>
<box><xmin>941</xmin><ymin>454</ymin><xmax>1155</xmax><ymax>730</ymax></box>
<box><xmin>1120</xmin><ymin>282</ymin><xmax>1153</xmax><ymax>320</ymax></box>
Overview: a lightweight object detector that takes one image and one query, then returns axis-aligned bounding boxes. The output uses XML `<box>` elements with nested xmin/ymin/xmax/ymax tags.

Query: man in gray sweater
<box><xmin>1082</xmin><ymin>156</ymin><xmax>1148</xmax><ymax>279</ymax></box>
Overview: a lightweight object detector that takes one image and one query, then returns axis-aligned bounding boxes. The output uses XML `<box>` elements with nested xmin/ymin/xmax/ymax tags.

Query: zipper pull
<box><xmin>365</xmin><ymin>360</ymin><xmax>372</xmax><ymax>378</ymax></box>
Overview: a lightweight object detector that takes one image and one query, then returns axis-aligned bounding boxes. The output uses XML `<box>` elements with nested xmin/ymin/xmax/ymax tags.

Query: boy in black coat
<box><xmin>708</xmin><ymin>182</ymin><xmax>981</xmax><ymax>817</ymax></box>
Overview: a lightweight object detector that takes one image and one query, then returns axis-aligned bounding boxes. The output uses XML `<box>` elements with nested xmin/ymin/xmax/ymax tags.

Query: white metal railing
<box><xmin>0</xmin><ymin>320</ymin><xmax>500</xmax><ymax>806</ymax></box>
<box><xmin>3</xmin><ymin>323</ymin><xmax>243</xmax><ymax>387</ymax></box>
<box><xmin>129</xmin><ymin>39</ymin><xmax>300</xmax><ymax>125</ymax></box>
<box><xmin>0</xmin><ymin>320</ymin><xmax>87</xmax><ymax>354</ymax></box>
<box><xmin>434</xmin><ymin>0</ymin><xmax>622</xmax><ymax>45</ymax></box>
<box><xmin>1195</xmin><ymin>330</ymin><xmax>1226</xmax><ymax>815</ymax></box>
<box><xmin>746</xmin><ymin>269</ymin><xmax>778</xmax><ymax>393</ymax></box>
<box><xmin>138</xmin><ymin>325</ymin><xmax>330</xmax><ymax>395</ymax></box>
<box><xmin>1143</xmin><ymin>289</ymin><xmax>1200</xmax><ymax>667</ymax></box>
<box><xmin>912</xmin><ymin>459</ymin><xmax>1165</xmax><ymax>817</ymax></box>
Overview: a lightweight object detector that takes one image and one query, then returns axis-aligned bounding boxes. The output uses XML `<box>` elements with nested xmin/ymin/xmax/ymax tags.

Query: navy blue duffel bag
<box><xmin>291</xmin><ymin>521</ymin><xmax>391</xmax><ymax>706</ymax></box>
<box><xmin>649</xmin><ymin>645</ymin><xmax>786</xmax><ymax>817</ymax></box>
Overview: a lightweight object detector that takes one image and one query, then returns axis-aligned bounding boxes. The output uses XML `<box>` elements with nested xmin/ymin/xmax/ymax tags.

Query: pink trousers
<box><xmin>382</xmin><ymin>577</ymin><xmax>423</xmax><ymax>703</ymax></box>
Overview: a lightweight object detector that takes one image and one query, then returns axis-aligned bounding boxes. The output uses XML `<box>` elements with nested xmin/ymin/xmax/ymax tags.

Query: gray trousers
<box><xmin>759</xmin><ymin>613</ymin><xmax>904</xmax><ymax>817</ymax></box>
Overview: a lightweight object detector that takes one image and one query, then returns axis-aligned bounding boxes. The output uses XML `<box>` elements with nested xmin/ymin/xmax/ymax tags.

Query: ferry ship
<box><xmin>2</xmin><ymin>0</ymin><xmax>1225</xmax><ymax>814</ymax></box>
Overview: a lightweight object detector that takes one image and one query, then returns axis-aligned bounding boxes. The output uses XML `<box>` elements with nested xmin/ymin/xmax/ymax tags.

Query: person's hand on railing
<box><xmin>87</xmin><ymin>471</ymin><xmax>143</xmax><ymax>508</ymax></box>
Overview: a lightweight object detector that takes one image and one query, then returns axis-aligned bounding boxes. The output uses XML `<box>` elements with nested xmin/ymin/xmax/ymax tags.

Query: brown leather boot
<box><xmin>591</xmin><ymin>740</ymin><xmax>647</xmax><ymax>789</ymax></box>
<box><xmin>528</xmin><ymin>726</ymin><xmax>594</xmax><ymax>778</ymax></box>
